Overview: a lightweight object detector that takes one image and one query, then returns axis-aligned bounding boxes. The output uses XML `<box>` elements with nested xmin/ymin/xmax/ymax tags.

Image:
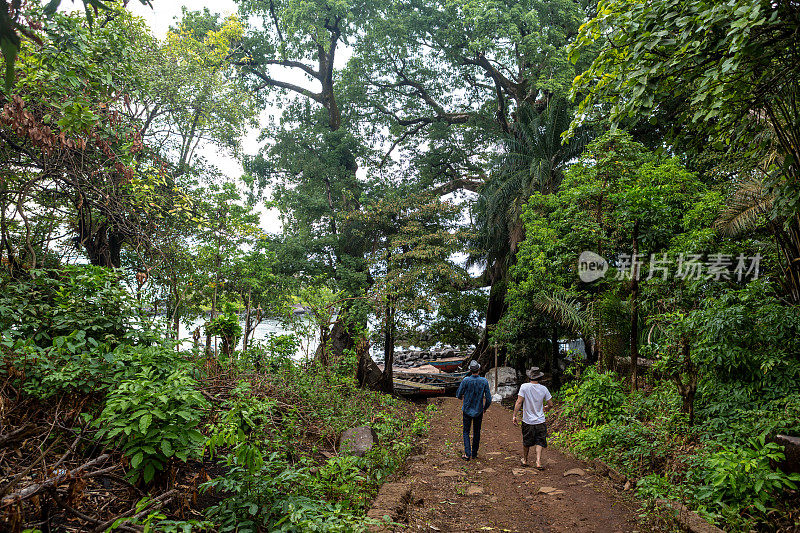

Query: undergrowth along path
<box><xmin>400</xmin><ymin>397</ymin><xmax>640</xmax><ymax>532</ymax></box>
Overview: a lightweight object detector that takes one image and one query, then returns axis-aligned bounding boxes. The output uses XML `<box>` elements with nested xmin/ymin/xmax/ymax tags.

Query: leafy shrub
<box><xmin>317</xmin><ymin>455</ymin><xmax>368</xmax><ymax>508</ymax></box>
<box><xmin>203</xmin><ymin>452</ymin><xmax>379</xmax><ymax>533</ymax></box>
<box><xmin>636</xmin><ymin>472</ymin><xmax>681</xmax><ymax>501</ymax></box>
<box><xmin>206</xmin><ymin>382</ymin><xmax>277</xmax><ymax>473</ymax></box>
<box><xmin>0</xmin><ymin>266</ymin><xmax>141</xmax><ymax>347</ymax></box>
<box><xmin>696</xmin><ymin>385</ymin><xmax>800</xmax><ymax>447</ymax></box>
<box><xmin>6</xmin><ymin>335</ymin><xmax>184</xmax><ymax>399</ymax></box>
<box><xmin>252</xmin><ymin>333</ymin><xmax>299</xmax><ymax>372</ymax></box>
<box><xmin>94</xmin><ymin>367</ymin><xmax>208</xmax><ymax>483</ymax></box>
<box><xmin>569</xmin><ymin>419</ymin><xmax>672</xmax><ymax>478</ymax></box>
<box><xmin>206</xmin><ymin>313</ymin><xmax>242</xmax><ymax>356</ymax></box>
<box><xmin>692</xmin><ymin>434</ymin><xmax>800</xmax><ymax>517</ymax></box>
<box><xmin>561</xmin><ymin>367</ymin><xmax>626</xmax><ymax>426</ymax></box>
<box><xmin>202</xmin><ymin>367</ymin><xmax>431</xmax><ymax>532</ymax></box>
<box><xmin>0</xmin><ymin>266</ymin><xmax>173</xmax><ymax>400</ymax></box>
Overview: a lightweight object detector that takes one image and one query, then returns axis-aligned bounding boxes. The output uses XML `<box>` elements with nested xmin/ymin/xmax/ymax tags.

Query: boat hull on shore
<box><xmin>392</xmin><ymin>371</ymin><xmax>467</xmax><ymax>398</ymax></box>
<box><xmin>421</xmin><ymin>356</ymin><xmax>467</xmax><ymax>373</ymax></box>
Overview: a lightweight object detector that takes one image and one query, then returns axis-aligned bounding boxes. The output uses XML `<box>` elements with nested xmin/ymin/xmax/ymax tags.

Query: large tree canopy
<box><xmin>569</xmin><ymin>0</ymin><xmax>800</xmax><ymax>302</ymax></box>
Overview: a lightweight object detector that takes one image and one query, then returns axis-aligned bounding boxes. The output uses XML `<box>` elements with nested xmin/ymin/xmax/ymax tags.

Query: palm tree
<box><xmin>469</xmin><ymin>97</ymin><xmax>594</xmax><ymax>368</ymax></box>
<box><xmin>715</xmin><ymin>158</ymin><xmax>800</xmax><ymax>304</ymax></box>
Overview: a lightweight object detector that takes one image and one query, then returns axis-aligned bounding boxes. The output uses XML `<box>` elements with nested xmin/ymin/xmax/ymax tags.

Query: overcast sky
<box><xmin>126</xmin><ymin>1</ymin><xmax>239</xmax><ymax>37</ymax></box>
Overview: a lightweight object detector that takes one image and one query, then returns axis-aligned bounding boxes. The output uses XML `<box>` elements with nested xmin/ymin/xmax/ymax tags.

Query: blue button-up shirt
<box><xmin>456</xmin><ymin>374</ymin><xmax>492</xmax><ymax>418</ymax></box>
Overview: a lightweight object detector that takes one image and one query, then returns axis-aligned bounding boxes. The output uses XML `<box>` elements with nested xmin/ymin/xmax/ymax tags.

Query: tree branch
<box><xmin>431</xmin><ymin>176</ymin><xmax>484</xmax><ymax>196</ymax></box>
<box><xmin>247</xmin><ymin>68</ymin><xmax>324</xmax><ymax>103</ymax></box>
<box><xmin>257</xmin><ymin>58</ymin><xmax>320</xmax><ymax>79</ymax></box>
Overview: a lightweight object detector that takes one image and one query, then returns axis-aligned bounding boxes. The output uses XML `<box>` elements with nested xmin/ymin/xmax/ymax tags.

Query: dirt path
<box><xmin>399</xmin><ymin>397</ymin><xmax>640</xmax><ymax>532</ymax></box>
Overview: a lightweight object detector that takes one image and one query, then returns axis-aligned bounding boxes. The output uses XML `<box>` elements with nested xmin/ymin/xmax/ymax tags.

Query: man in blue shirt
<box><xmin>455</xmin><ymin>360</ymin><xmax>492</xmax><ymax>461</ymax></box>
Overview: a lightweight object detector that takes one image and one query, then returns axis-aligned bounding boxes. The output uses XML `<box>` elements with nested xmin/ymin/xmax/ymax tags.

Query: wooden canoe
<box><xmin>393</xmin><ymin>377</ymin><xmax>447</xmax><ymax>397</ymax></box>
<box><xmin>422</xmin><ymin>356</ymin><xmax>467</xmax><ymax>373</ymax></box>
<box><xmin>393</xmin><ymin>371</ymin><xmax>467</xmax><ymax>396</ymax></box>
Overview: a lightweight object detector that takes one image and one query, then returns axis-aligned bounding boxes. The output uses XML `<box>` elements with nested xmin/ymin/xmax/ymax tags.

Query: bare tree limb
<box><xmin>0</xmin><ymin>453</ymin><xmax>110</xmax><ymax>507</ymax></box>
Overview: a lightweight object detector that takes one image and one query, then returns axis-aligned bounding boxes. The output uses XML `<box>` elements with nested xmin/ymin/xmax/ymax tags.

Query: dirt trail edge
<box><xmin>397</xmin><ymin>397</ymin><xmax>640</xmax><ymax>532</ymax></box>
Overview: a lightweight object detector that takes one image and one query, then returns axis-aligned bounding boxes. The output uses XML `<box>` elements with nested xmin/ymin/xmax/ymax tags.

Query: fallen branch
<box><xmin>93</xmin><ymin>472</ymin><xmax>146</xmax><ymax>496</ymax></box>
<box><xmin>0</xmin><ymin>434</ymin><xmax>63</xmax><ymax>498</ymax></box>
<box><xmin>88</xmin><ymin>489</ymin><xmax>178</xmax><ymax>533</ymax></box>
<box><xmin>50</xmin><ymin>489</ymin><xmax>142</xmax><ymax>533</ymax></box>
<box><xmin>0</xmin><ymin>453</ymin><xmax>110</xmax><ymax>507</ymax></box>
<box><xmin>0</xmin><ymin>424</ymin><xmax>39</xmax><ymax>448</ymax></box>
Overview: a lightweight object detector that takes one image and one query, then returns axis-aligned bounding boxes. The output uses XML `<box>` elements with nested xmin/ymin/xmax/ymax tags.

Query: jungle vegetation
<box><xmin>0</xmin><ymin>0</ymin><xmax>798</xmax><ymax>530</ymax></box>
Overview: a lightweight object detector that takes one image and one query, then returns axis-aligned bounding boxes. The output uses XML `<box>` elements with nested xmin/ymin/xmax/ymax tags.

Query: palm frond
<box><xmin>714</xmin><ymin>176</ymin><xmax>774</xmax><ymax>236</ymax></box>
<box><xmin>534</xmin><ymin>290</ymin><xmax>592</xmax><ymax>334</ymax></box>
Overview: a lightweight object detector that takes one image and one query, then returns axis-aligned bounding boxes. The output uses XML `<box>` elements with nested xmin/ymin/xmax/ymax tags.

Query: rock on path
<box><xmin>397</xmin><ymin>397</ymin><xmax>639</xmax><ymax>532</ymax></box>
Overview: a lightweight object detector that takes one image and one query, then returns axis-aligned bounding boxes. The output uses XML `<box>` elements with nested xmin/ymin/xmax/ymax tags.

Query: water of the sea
<box><xmin>176</xmin><ymin>317</ymin><xmax>318</xmax><ymax>362</ymax></box>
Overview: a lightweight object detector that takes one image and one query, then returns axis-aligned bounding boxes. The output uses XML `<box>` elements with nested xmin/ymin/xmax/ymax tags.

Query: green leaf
<box><xmin>139</xmin><ymin>414</ymin><xmax>152</xmax><ymax>434</ymax></box>
<box><xmin>143</xmin><ymin>462</ymin><xmax>156</xmax><ymax>483</ymax></box>
<box><xmin>131</xmin><ymin>452</ymin><xmax>144</xmax><ymax>469</ymax></box>
<box><xmin>0</xmin><ymin>24</ymin><xmax>20</xmax><ymax>92</ymax></box>
<box><xmin>160</xmin><ymin>440</ymin><xmax>174</xmax><ymax>458</ymax></box>
<box><xmin>43</xmin><ymin>0</ymin><xmax>61</xmax><ymax>16</ymax></box>
<box><xmin>187</xmin><ymin>429</ymin><xmax>204</xmax><ymax>444</ymax></box>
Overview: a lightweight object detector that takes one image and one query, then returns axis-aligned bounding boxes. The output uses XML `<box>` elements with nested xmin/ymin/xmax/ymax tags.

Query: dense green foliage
<box><xmin>0</xmin><ymin>266</ymin><xmax>428</xmax><ymax>531</ymax></box>
<box><xmin>202</xmin><ymin>364</ymin><xmax>431</xmax><ymax>532</ymax></box>
<box><xmin>555</xmin><ymin>362</ymin><xmax>800</xmax><ymax>530</ymax></box>
<box><xmin>1</xmin><ymin>0</ymin><xmax>800</xmax><ymax>530</ymax></box>
<box><xmin>94</xmin><ymin>367</ymin><xmax>208</xmax><ymax>483</ymax></box>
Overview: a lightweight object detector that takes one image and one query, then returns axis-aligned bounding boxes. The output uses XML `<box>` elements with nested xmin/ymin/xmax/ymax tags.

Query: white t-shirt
<box><xmin>518</xmin><ymin>382</ymin><xmax>552</xmax><ymax>425</ymax></box>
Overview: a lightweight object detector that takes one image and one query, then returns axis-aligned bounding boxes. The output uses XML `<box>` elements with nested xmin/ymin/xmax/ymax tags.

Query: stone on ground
<box><xmin>338</xmin><ymin>426</ymin><xmax>377</xmax><ymax>457</ymax></box>
<box><xmin>563</xmin><ymin>468</ymin><xmax>586</xmax><ymax>477</ymax></box>
<box><xmin>538</xmin><ymin>486</ymin><xmax>565</xmax><ymax>495</ymax></box>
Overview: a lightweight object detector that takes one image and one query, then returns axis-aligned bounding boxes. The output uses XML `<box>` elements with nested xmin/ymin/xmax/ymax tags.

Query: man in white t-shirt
<box><xmin>512</xmin><ymin>367</ymin><xmax>553</xmax><ymax>469</ymax></box>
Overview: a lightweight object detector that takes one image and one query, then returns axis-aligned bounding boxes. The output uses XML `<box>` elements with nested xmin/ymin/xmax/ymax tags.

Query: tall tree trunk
<box><xmin>170</xmin><ymin>282</ymin><xmax>181</xmax><ymax>343</ymax></box>
<box><xmin>630</xmin><ymin>221</ymin><xmax>640</xmax><ymax>391</ymax></box>
<box><xmin>80</xmin><ymin>225</ymin><xmax>125</xmax><ymax>268</ymax></box>
<box><xmin>210</xmin><ymin>239</ymin><xmax>220</xmax><ymax>358</ymax></box>
<box><xmin>674</xmin><ymin>339</ymin><xmax>697</xmax><ymax>425</ymax></box>
<box><xmin>771</xmin><ymin>216</ymin><xmax>800</xmax><ymax>304</ymax></box>
<box><xmin>472</xmin><ymin>220</ymin><xmax>522</xmax><ymax>371</ymax></box>
<box><xmin>243</xmin><ymin>288</ymin><xmax>252</xmax><ymax>354</ymax></box>
<box><xmin>380</xmin><ymin>296</ymin><xmax>396</xmax><ymax>394</ymax></box>
<box><xmin>173</xmin><ymin>302</ymin><xmax>180</xmax><ymax>343</ymax></box>
<box><xmin>582</xmin><ymin>335</ymin><xmax>596</xmax><ymax>364</ymax></box>
<box><xmin>472</xmin><ymin>274</ymin><xmax>507</xmax><ymax>371</ymax></box>
<box><xmin>206</xmin><ymin>283</ymin><xmax>217</xmax><ymax>358</ymax></box>
<box><xmin>317</xmin><ymin>322</ymin><xmax>330</xmax><ymax>366</ymax></box>
<box><xmin>550</xmin><ymin>325</ymin><xmax>561</xmax><ymax>389</ymax></box>
<box><xmin>549</xmin><ymin>326</ymin><xmax>558</xmax><ymax>373</ymax></box>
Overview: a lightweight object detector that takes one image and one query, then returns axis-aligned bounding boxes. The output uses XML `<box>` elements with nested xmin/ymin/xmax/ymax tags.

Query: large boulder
<box><xmin>486</xmin><ymin>366</ymin><xmax>520</xmax><ymax>402</ymax></box>
<box><xmin>338</xmin><ymin>426</ymin><xmax>378</xmax><ymax>457</ymax></box>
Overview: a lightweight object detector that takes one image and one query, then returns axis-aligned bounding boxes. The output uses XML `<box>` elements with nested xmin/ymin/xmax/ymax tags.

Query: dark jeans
<box><xmin>462</xmin><ymin>412</ymin><xmax>483</xmax><ymax>458</ymax></box>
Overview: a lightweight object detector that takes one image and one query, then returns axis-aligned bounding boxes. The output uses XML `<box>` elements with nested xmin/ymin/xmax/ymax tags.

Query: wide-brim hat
<box><xmin>468</xmin><ymin>360</ymin><xmax>481</xmax><ymax>373</ymax></box>
<box><xmin>526</xmin><ymin>367</ymin><xmax>545</xmax><ymax>380</ymax></box>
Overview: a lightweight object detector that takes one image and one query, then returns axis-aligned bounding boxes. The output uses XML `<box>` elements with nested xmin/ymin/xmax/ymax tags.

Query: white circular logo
<box><xmin>578</xmin><ymin>251</ymin><xmax>608</xmax><ymax>282</ymax></box>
